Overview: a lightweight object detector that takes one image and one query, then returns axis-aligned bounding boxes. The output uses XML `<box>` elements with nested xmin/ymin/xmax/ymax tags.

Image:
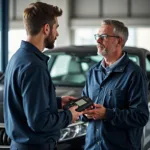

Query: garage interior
<box><xmin>1</xmin><ymin>0</ymin><xmax>150</xmax><ymax>72</ymax></box>
<box><xmin>1</xmin><ymin>0</ymin><xmax>150</xmax><ymax>150</ymax></box>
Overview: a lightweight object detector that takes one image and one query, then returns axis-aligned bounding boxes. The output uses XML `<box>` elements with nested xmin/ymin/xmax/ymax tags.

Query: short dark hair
<box><xmin>23</xmin><ymin>2</ymin><xmax>63</xmax><ymax>36</ymax></box>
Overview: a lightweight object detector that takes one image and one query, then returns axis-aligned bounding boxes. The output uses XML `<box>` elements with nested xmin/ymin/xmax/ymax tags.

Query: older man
<box><xmin>82</xmin><ymin>19</ymin><xmax>149</xmax><ymax>150</ymax></box>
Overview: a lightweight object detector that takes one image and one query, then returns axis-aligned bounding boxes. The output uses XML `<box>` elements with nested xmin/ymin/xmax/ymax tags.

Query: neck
<box><xmin>26</xmin><ymin>34</ymin><xmax>44</xmax><ymax>52</ymax></box>
<box><xmin>104</xmin><ymin>50</ymin><xmax>123</xmax><ymax>67</ymax></box>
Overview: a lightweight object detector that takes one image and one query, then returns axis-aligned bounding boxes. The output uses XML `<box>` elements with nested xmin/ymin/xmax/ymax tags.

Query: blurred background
<box><xmin>1</xmin><ymin>0</ymin><xmax>150</xmax><ymax>72</ymax></box>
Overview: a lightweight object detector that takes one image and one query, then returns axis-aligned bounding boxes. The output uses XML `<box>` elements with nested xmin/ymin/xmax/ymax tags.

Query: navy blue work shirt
<box><xmin>82</xmin><ymin>53</ymin><xmax>149</xmax><ymax>150</ymax></box>
<box><xmin>4</xmin><ymin>41</ymin><xmax>72</xmax><ymax>144</ymax></box>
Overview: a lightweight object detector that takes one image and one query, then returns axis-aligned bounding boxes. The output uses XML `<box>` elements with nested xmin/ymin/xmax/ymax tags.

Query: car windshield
<box><xmin>47</xmin><ymin>54</ymin><xmax>101</xmax><ymax>86</ymax></box>
<box><xmin>45</xmin><ymin>52</ymin><xmax>140</xmax><ymax>87</ymax></box>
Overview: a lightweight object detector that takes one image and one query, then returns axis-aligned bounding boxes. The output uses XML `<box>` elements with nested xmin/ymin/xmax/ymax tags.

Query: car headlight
<box><xmin>59</xmin><ymin>121</ymin><xmax>88</xmax><ymax>142</ymax></box>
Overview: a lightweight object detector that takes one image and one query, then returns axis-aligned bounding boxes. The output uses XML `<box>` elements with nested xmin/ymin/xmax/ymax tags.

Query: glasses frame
<box><xmin>94</xmin><ymin>34</ymin><xmax>120</xmax><ymax>41</ymax></box>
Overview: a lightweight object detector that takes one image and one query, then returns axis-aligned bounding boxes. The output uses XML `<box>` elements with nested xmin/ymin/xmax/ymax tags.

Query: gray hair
<box><xmin>101</xmin><ymin>19</ymin><xmax>129</xmax><ymax>47</ymax></box>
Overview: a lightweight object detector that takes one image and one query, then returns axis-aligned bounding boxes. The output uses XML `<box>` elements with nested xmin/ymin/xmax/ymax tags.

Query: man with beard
<box><xmin>81</xmin><ymin>19</ymin><xmax>149</xmax><ymax>150</ymax></box>
<box><xmin>4</xmin><ymin>2</ymin><xmax>83</xmax><ymax>150</ymax></box>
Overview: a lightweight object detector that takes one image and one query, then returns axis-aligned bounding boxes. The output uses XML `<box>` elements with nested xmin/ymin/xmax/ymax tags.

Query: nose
<box><xmin>97</xmin><ymin>38</ymin><xmax>103</xmax><ymax>43</ymax></box>
<box><xmin>56</xmin><ymin>31</ymin><xmax>59</xmax><ymax>37</ymax></box>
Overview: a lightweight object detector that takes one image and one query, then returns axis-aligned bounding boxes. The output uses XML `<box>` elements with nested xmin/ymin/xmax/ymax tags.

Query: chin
<box><xmin>99</xmin><ymin>50</ymin><xmax>108</xmax><ymax>56</ymax></box>
<box><xmin>46</xmin><ymin>44</ymin><xmax>54</xmax><ymax>49</ymax></box>
<box><xmin>97</xmin><ymin>49</ymin><xmax>103</xmax><ymax>55</ymax></box>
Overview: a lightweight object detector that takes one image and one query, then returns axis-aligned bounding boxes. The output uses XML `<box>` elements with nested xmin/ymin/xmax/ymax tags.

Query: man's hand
<box><xmin>61</xmin><ymin>96</ymin><xmax>77</xmax><ymax>108</ymax></box>
<box><xmin>69</xmin><ymin>106</ymin><xmax>83</xmax><ymax>123</ymax></box>
<box><xmin>83</xmin><ymin>105</ymin><xmax>95</xmax><ymax>119</ymax></box>
<box><xmin>84</xmin><ymin>104</ymin><xmax>106</xmax><ymax>120</ymax></box>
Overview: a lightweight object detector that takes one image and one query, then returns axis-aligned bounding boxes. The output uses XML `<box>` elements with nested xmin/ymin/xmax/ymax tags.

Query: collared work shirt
<box><xmin>4</xmin><ymin>41</ymin><xmax>72</xmax><ymax>144</ymax></box>
<box><xmin>82</xmin><ymin>53</ymin><xmax>149</xmax><ymax>150</ymax></box>
<box><xmin>100</xmin><ymin>52</ymin><xmax>125</xmax><ymax>81</ymax></box>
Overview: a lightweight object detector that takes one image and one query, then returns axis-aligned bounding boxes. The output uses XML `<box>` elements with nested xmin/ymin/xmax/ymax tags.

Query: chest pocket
<box><xmin>111</xmin><ymin>89</ymin><xmax>128</xmax><ymax>109</ymax></box>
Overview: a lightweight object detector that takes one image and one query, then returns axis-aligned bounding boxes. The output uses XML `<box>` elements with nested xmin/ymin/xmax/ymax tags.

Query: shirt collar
<box><xmin>101</xmin><ymin>52</ymin><xmax>125</xmax><ymax>70</ymax></box>
<box><xmin>94</xmin><ymin>52</ymin><xmax>129</xmax><ymax>72</ymax></box>
<box><xmin>20</xmin><ymin>40</ymin><xmax>49</xmax><ymax>63</ymax></box>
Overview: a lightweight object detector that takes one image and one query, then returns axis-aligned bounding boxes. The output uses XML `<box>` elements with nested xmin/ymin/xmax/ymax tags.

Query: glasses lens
<box><xmin>94</xmin><ymin>34</ymin><xmax>99</xmax><ymax>41</ymax></box>
<box><xmin>94</xmin><ymin>34</ymin><xmax>120</xmax><ymax>41</ymax></box>
<box><xmin>94</xmin><ymin>34</ymin><xmax>107</xmax><ymax>41</ymax></box>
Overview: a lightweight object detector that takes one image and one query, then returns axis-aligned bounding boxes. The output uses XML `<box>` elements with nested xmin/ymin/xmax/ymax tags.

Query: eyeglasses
<box><xmin>94</xmin><ymin>34</ymin><xmax>120</xmax><ymax>41</ymax></box>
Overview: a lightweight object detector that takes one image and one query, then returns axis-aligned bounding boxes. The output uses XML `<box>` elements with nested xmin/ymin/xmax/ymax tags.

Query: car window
<box><xmin>146</xmin><ymin>55</ymin><xmax>150</xmax><ymax>102</ymax></box>
<box><xmin>146</xmin><ymin>55</ymin><xmax>150</xmax><ymax>83</ymax></box>
<box><xmin>51</xmin><ymin>55</ymin><xmax>71</xmax><ymax>77</ymax></box>
<box><xmin>48</xmin><ymin>54</ymin><xmax>102</xmax><ymax>86</ymax></box>
<box><xmin>146</xmin><ymin>55</ymin><xmax>150</xmax><ymax>72</ymax></box>
<box><xmin>47</xmin><ymin>53</ymin><xmax>140</xmax><ymax>86</ymax></box>
<box><xmin>128</xmin><ymin>54</ymin><xmax>140</xmax><ymax>66</ymax></box>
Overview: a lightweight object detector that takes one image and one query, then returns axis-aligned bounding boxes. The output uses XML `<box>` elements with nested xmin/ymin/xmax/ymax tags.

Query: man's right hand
<box><xmin>69</xmin><ymin>106</ymin><xmax>83</xmax><ymax>123</ymax></box>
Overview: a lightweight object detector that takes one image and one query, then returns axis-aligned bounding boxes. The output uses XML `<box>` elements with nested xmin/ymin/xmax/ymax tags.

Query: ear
<box><xmin>117</xmin><ymin>37</ymin><xmax>123</xmax><ymax>47</ymax></box>
<box><xmin>43</xmin><ymin>24</ymin><xmax>50</xmax><ymax>35</ymax></box>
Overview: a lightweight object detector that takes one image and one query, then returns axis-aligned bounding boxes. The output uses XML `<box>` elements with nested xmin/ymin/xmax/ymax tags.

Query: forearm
<box><xmin>105</xmin><ymin>107</ymin><xmax>149</xmax><ymax>129</ymax></box>
<box><xmin>28</xmin><ymin>109</ymin><xmax>72</xmax><ymax>132</ymax></box>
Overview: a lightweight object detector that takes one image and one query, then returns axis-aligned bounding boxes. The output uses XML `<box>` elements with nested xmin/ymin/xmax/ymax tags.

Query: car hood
<box><xmin>55</xmin><ymin>86</ymin><xmax>83</xmax><ymax>98</ymax></box>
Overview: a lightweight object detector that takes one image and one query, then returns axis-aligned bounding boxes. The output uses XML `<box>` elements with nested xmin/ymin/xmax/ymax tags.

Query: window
<box><xmin>128</xmin><ymin>55</ymin><xmax>140</xmax><ymax>66</ymax></box>
<box><xmin>137</xmin><ymin>28</ymin><xmax>150</xmax><ymax>51</ymax></box>
<box><xmin>48</xmin><ymin>54</ymin><xmax>102</xmax><ymax>85</ymax></box>
<box><xmin>8</xmin><ymin>29</ymin><xmax>57</xmax><ymax>60</ymax></box>
<box><xmin>46</xmin><ymin>52</ymin><xmax>140</xmax><ymax>86</ymax></box>
<box><xmin>146</xmin><ymin>55</ymin><xmax>150</xmax><ymax>82</ymax></box>
<box><xmin>8</xmin><ymin>29</ymin><xmax>26</xmax><ymax>60</ymax></box>
<box><xmin>146</xmin><ymin>55</ymin><xmax>150</xmax><ymax>72</ymax></box>
<box><xmin>74</xmin><ymin>28</ymin><xmax>136</xmax><ymax>46</ymax></box>
<box><xmin>73</xmin><ymin>27</ymin><xmax>150</xmax><ymax>51</ymax></box>
<box><xmin>51</xmin><ymin>55</ymin><xmax>71</xmax><ymax>77</ymax></box>
<box><xmin>74</xmin><ymin>28</ymin><xmax>98</xmax><ymax>45</ymax></box>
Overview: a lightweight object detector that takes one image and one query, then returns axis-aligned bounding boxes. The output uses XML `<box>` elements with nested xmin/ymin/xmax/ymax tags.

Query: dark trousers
<box><xmin>10</xmin><ymin>141</ymin><xmax>57</xmax><ymax>150</ymax></box>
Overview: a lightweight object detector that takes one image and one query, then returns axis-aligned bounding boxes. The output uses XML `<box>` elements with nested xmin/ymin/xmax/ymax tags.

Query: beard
<box><xmin>44</xmin><ymin>32</ymin><xmax>56</xmax><ymax>49</ymax></box>
<box><xmin>97</xmin><ymin>43</ymin><xmax>108</xmax><ymax>56</ymax></box>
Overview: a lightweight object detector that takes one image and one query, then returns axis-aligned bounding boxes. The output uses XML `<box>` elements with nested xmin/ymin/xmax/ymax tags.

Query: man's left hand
<box><xmin>61</xmin><ymin>96</ymin><xmax>77</xmax><ymax>108</ymax></box>
<box><xmin>83</xmin><ymin>104</ymin><xmax>106</xmax><ymax>120</ymax></box>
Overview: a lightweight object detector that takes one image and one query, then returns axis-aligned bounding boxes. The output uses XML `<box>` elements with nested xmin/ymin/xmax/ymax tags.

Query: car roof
<box><xmin>44</xmin><ymin>45</ymin><xmax>149</xmax><ymax>56</ymax></box>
